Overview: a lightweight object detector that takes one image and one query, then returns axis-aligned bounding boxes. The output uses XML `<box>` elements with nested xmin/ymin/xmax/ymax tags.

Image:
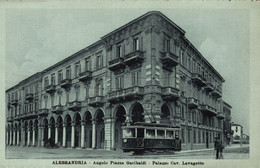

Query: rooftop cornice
<box><xmin>101</xmin><ymin>11</ymin><xmax>185</xmax><ymax>42</ymax></box>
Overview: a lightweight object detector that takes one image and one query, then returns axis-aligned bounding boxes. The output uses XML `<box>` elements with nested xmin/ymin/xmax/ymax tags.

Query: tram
<box><xmin>122</xmin><ymin>122</ymin><xmax>181</xmax><ymax>153</ymax></box>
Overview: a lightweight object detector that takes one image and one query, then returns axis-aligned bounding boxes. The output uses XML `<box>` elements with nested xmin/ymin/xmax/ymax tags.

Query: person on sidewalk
<box><xmin>214</xmin><ymin>137</ymin><xmax>223</xmax><ymax>159</ymax></box>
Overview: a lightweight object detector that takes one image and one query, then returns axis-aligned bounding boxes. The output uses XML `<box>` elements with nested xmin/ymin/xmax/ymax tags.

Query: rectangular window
<box><xmin>116</xmin><ymin>45</ymin><xmax>122</xmax><ymax>58</ymax></box>
<box><xmin>44</xmin><ymin>77</ymin><xmax>49</xmax><ymax>87</ymax></box>
<box><xmin>85</xmin><ymin>58</ymin><xmax>91</xmax><ymax>71</ymax></box>
<box><xmin>96</xmin><ymin>54</ymin><xmax>103</xmax><ymax>69</ymax></box>
<box><xmin>96</xmin><ymin>79</ymin><xmax>103</xmax><ymax>96</ymax></box>
<box><xmin>181</xmin><ymin>105</ymin><xmax>185</xmax><ymax>119</ymax></box>
<box><xmin>133</xmin><ymin>37</ymin><xmax>139</xmax><ymax>51</ymax></box>
<box><xmin>85</xmin><ymin>86</ymin><xmax>89</xmax><ymax>100</ymax></box>
<box><xmin>66</xmin><ymin>66</ymin><xmax>71</xmax><ymax>79</ymax></box>
<box><xmin>51</xmin><ymin>73</ymin><xmax>55</xmax><ymax>85</ymax></box>
<box><xmin>75</xmin><ymin>88</ymin><xmax>79</xmax><ymax>101</ymax></box>
<box><xmin>58</xmin><ymin>70</ymin><xmax>63</xmax><ymax>84</ymax></box>
<box><xmin>132</xmin><ymin>71</ymin><xmax>140</xmax><ymax>86</ymax></box>
<box><xmin>116</xmin><ymin>76</ymin><xmax>124</xmax><ymax>90</ymax></box>
<box><xmin>165</xmin><ymin>38</ymin><xmax>170</xmax><ymax>52</ymax></box>
<box><xmin>75</xmin><ymin>62</ymin><xmax>81</xmax><ymax>77</ymax></box>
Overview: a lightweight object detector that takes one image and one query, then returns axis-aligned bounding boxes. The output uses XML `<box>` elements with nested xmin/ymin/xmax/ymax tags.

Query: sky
<box><xmin>5</xmin><ymin>8</ymin><xmax>250</xmax><ymax>134</ymax></box>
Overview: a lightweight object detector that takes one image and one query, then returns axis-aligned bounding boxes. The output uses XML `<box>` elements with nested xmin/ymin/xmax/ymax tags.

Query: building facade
<box><xmin>231</xmin><ymin>123</ymin><xmax>243</xmax><ymax>144</ymax></box>
<box><xmin>6</xmin><ymin>11</ymin><xmax>228</xmax><ymax>151</ymax></box>
<box><xmin>223</xmin><ymin>101</ymin><xmax>233</xmax><ymax>146</ymax></box>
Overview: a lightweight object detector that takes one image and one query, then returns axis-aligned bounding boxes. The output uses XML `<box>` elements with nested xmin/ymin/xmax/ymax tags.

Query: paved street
<box><xmin>6</xmin><ymin>144</ymin><xmax>249</xmax><ymax>159</ymax></box>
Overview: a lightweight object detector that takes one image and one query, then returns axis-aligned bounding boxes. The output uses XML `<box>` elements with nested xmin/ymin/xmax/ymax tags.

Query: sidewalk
<box><xmin>177</xmin><ymin>144</ymin><xmax>249</xmax><ymax>154</ymax></box>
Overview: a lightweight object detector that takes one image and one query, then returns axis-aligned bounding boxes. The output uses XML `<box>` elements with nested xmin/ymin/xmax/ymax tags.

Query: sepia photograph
<box><xmin>1</xmin><ymin>1</ymin><xmax>259</xmax><ymax>167</ymax></box>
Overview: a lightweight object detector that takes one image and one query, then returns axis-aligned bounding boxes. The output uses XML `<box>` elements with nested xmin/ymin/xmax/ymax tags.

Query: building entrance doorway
<box><xmin>95</xmin><ymin>110</ymin><xmax>104</xmax><ymax>149</ymax></box>
<box><xmin>115</xmin><ymin>106</ymin><xmax>126</xmax><ymax>150</ymax></box>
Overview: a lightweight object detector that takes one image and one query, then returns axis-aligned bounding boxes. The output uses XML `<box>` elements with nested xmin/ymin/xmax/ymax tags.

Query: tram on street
<box><xmin>122</xmin><ymin>122</ymin><xmax>181</xmax><ymax>154</ymax></box>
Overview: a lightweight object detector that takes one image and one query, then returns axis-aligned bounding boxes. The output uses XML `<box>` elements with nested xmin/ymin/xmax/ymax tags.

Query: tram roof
<box><xmin>124</xmin><ymin>122</ymin><xmax>181</xmax><ymax>129</ymax></box>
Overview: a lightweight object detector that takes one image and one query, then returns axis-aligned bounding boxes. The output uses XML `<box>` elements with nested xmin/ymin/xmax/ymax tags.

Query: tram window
<box><xmin>137</xmin><ymin>128</ymin><xmax>144</xmax><ymax>138</ymax></box>
<box><xmin>166</xmin><ymin>131</ymin><xmax>174</xmax><ymax>139</ymax></box>
<box><xmin>123</xmin><ymin>128</ymin><xmax>135</xmax><ymax>138</ymax></box>
<box><xmin>175</xmin><ymin>131</ymin><xmax>180</xmax><ymax>139</ymax></box>
<box><xmin>157</xmin><ymin>130</ymin><xmax>165</xmax><ymax>139</ymax></box>
<box><xmin>146</xmin><ymin>129</ymin><xmax>155</xmax><ymax>138</ymax></box>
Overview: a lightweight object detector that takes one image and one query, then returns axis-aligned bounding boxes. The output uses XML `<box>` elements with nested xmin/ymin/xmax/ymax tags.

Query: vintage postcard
<box><xmin>0</xmin><ymin>1</ymin><xmax>259</xmax><ymax>167</ymax></box>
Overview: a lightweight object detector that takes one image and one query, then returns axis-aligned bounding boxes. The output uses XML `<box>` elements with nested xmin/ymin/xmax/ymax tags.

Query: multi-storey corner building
<box><xmin>6</xmin><ymin>11</ymin><xmax>228</xmax><ymax>151</ymax></box>
<box><xmin>223</xmin><ymin>101</ymin><xmax>233</xmax><ymax>146</ymax></box>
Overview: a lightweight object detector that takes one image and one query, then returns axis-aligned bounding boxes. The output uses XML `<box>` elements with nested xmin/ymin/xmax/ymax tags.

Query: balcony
<box><xmin>21</xmin><ymin>111</ymin><xmax>38</xmax><ymax>119</ymax></box>
<box><xmin>88</xmin><ymin>96</ymin><xmax>105</xmax><ymax>107</ymax></box>
<box><xmin>11</xmin><ymin>99</ymin><xmax>18</xmax><ymax>106</ymax></box>
<box><xmin>7</xmin><ymin>116</ymin><xmax>14</xmax><ymax>122</ymax></box>
<box><xmin>191</xmin><ymin>73</ymin><xmax>206</xmax><ymax>87</ymax></box>
<box><xmin>25</xmin><ymin>93</ymin><xmax>34</xmax><ymax>101</ymax></box>
<box><xmin>14</xmin><ymin>115</ymin><xmax>21</xmax><ymax>121</ymax></box>
<box><xmin>160</xmin><ymin>51</ymin><xmax>179</xmax><ymax>71</ymax></box>
<box><xmin>187</xmin><ymin>97</ymin><xmax>199</xmax><ymax>109</ymax></box>
<box><xmin>161</xmin><ymin>86</ymin><xmax>180</xmax><ymax>101</ymax></box>
<box><xmin>108</xmin><ymin>57</ymin><xmax>125</xmax><ymax>71</ymax></box>
<box><xmin>78</xmin><ymin>70</ymin><xmax>92</xmax><ymax>83</ymax></box>
<box><xmin>211</xmin><ymin>88</ymin><xmax>222</xmax><ymax>98</ymax></box>
<box><xmin>124</xmin><ymin>50</ymin><xmax>144</xmax><ymax>67</ymax></box>
<box><xmin>200</xmin><ymin>104</ymin><xmax>217</xmax><ymax>116</ymax></box>
<box><xmin>217</xmin><ymin>112</ymin><xmax>225</xmax><ymax>119</ymax></box>
<box><xmin>204</xmin><ymin>82</ymin><xmax>214</xmax><ymax>92</ymax></box>
<box><xmin>38</xmin><ymin>108</ymin><xmax>49</xmax><ymax>117</ymax></box>
<box><xmin>67</xmin><ymin>101</ymin><xmax>81</xmax><ymax>111</ymax></box>
<box><xmin>60</xmin><ymin>79</ymin><xmax>72</xmax><ymax>89</ymax></box>
<box><xmin>51</xmin><ymin>105</ymin><xmax>63</xmax><ymax>114</ymax></box>
<box><xmin>107</xmin><ymin>86</ymin><xmax>144</xmax><ymax>103</ymax></box>
<box><xmin>45</xmin><ymin>85</ymin><xmax>56</xmax><ymax>94</ymax></box>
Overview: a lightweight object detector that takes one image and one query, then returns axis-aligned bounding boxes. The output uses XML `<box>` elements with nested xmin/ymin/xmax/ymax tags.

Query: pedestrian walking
<box><xmin>214</xmin><ymin>137</ymin><xmax>223</xmax><ymax>159</ymax></box>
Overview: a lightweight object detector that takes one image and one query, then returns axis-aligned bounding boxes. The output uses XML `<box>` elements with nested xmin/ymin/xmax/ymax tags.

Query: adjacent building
<box><xmin>231</xmin><ymin>123</ymin><xmax>243</xmax><ymax>143</ymax></box>
<box><xmin>6</xmin><ymin>11</ymin><xmax>228</xmax><ymax>151</ymax></box>
<box><xmin>223</xmin><ymin>101</ymin><xmax>233</xmax><ymax>146</ymax></box>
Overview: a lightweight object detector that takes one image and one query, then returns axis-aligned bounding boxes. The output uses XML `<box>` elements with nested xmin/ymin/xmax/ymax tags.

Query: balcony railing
<box><xmin>25</xmin><ymin>93</ymin><xmax>34</xmax><ymax>101</ymax></box>
<box><xmin>204</xmin><ymin>82</ymin><xmax>214</xmax><ymax>92</ymax></box>
<box><xmin>187</xmin><ymin>97</ymin><xmax>199</xmax><ymax>109</ymax></box>
<box><xmin>78</xmin><ymin>70</ymin><xmax>92</xmax><ymax>83</ymax></box>
<box><xmin>67</xmin><ymin>101</ymin><xmax>81</xmax><ymax>111</ymax></box>
<box><xmin>11</xmin><ymin>99</ymin><xmax>18</xmax><ymax>106</ymax></box>
<box><xmin>161</xmin><ymin>86</ymin><xmax>180</xmax><ymax>101</ymax></box>
<box><xmin>107</xmin><ymin>86</ymin><xmax>144</xmax><ymax>103</ymax></box>
<box><xmin>160</xmin><ymin>51</ymin><xmax>179</xmax><ymax>71</ymax></box>
<box><xmin>108</xmin><ymin>57</ymin><xmax>125</xmax><ymax>71</ymax></box>
<box><xmin>51</xmin><ymin>105</ymin><xmax>63</xmax><ymax>114</ymax></box>
<box><xmin>38</xmin><ymin>108</ymin><xmax>49</xmax><ymax>117</ymax></box>
<box><xmin>21</xmin><ymin>111</ymin><xmax>38</xmax><ymax>119</ymax></box>
<box><xmin>45</xmin><ymin>85</ymin><xmax>56</xmax><ymax>94</ymax></box>
<box><xmin>60</xmin><ymin>79</ymin><xmax>72</xmax><ymax>89</ymax></box>
<box><xmin>191</xmin><ymin>73</ymin><xmax>206</xmax><ymax>87</ymax></box>
<box><xmin>124</xmin><ymin>50</ymin><xmax>144</xmax><ymax>66</ymax></box>
<box><xmin>200</xmin><ymin>104</ymin><xmax>217</xmax><ymax>116</ymax></box>
<box><xmin>14</xmin><ymin>115</ymin><xmax>21</xmax><ymax>121</ymax></box>
<box><xmin>7</xmin><ymin>116</ymin><xmax>14</xmax><ymax>122</ymax></box>
<box><xmin>211</xmin><ymin>88</ymin><xmax>222</xmax><ymax>98</ymax></box>
<box><xmin>88</xmin><ymin>96</ymin><xmax>105</xmax><ymax>107</ymax></box>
